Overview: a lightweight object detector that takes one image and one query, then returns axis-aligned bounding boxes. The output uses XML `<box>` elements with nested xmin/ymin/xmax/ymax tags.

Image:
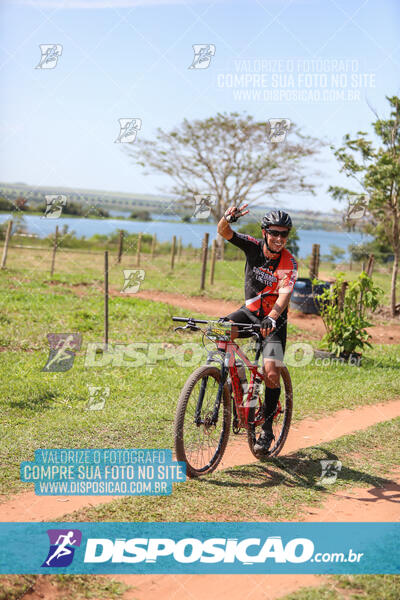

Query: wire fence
<box><xmin>1</xmin><ymin>226</ymin><xmax>394</xmax><ymax>288</ymax></box>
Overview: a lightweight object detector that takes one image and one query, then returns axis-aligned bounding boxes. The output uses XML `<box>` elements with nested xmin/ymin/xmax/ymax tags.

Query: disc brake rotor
<box><xmin>203</xmin><ymin>411</ymin><xmax>215</xmax><ymax>432</ymax></box>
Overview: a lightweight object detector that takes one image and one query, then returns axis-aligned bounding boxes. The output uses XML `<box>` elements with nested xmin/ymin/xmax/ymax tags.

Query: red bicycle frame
<box><xmin>216</xmin><ymin>339</ymin><xmax>265</xmax><ymax>429</ymax></box>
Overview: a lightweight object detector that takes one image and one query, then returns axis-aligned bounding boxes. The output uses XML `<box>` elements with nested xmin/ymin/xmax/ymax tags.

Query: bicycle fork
<box><xmin>210</xmin><ymin>352</ymin><xmax>230</xmax><ymax>425</ymax></box>
<box><xmin>193</xmin><ymin>350</ymin><xmax>230</xmax><ymax>427</ymax></box>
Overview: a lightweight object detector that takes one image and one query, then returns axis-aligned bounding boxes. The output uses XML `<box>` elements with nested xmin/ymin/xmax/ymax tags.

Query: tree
<box><xmin>125</xmin><ymin>112</ymin><xmax>321</xmax><ymax>253</ymax></box>
<box><xmin>349</xmin><ymin>234</ymin><xmax>393</xmax><ymax>264</ymax></box>
<box><xmin>63</xmin><ymin>201</ymin><xmax>84</xmax><ymax>216</ymax></box>
<box><xmin>0</xmin><ymin>197</ymin><xmax>14</xmax><ymax>212</ymax></box>
<box><xmin>325</xmin><ymin>244</ymin><xmax>346</xmax><ymax>263</ymax></box>
<box><xmin>329</xmin><ymin>96</ymin><xmax>400</xmax><ymax>316</ymax></box>
<box><xmin>286</xmin><ymin>226</ymin><xmax>300</xmax><ymax>257</ymax></box>
<box><xmin>129</xmin><ymin>209</ymin><xmax>152</xmax><ymax>221</ymax></box>
<box><xmin>15</xmin><ymin>196</ymin><xmax>28</xmax><ymax>210</ymax></box>
<box><xmin>0</xmin><ymin>221</ymin><xmax>8</xmax><ymax>240</ymax></box>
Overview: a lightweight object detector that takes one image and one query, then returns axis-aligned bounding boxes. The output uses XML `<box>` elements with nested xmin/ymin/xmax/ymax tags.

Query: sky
<box><xmin>0</xmin><ymin>0</ymin><xmax>399</xmax><ymax>212</ymax></box>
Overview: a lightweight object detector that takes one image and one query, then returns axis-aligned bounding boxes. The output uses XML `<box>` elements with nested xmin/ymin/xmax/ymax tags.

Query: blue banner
<box><xmin>0</xmin><ymin>522</ymin><xmax>398</xmax><ymax>574</ymax></box>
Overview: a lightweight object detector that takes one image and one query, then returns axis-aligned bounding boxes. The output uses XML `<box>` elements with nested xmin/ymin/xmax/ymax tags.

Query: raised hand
<box><xmin>224</xmin><ymin>203</ymin><xmax>249</xmax><ymax>223</ymax></box>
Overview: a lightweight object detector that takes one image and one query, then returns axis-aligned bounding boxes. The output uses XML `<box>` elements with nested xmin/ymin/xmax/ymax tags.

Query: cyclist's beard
<box><xmin>263</xmin><ymin>234</ymin><xmax>281</xmax><ymax>257</ymax></box>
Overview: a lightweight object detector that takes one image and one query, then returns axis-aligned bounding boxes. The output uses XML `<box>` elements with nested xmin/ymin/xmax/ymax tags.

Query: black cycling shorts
<box><xmin>224</xmin><ymin>306</ymin><xmax>287</xmax><ymax>365</ymax></box>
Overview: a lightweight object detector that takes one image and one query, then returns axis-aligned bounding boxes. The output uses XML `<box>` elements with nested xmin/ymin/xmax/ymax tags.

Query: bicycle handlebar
<box><xmin>172</xmin><ymin>316</ymin><xmax>209</xmax><ymax>324</ymax></box>
<box><xmin>172</xmin><ymin>316</ymin><xmax>261</xmax><ymax>332</ymax></box>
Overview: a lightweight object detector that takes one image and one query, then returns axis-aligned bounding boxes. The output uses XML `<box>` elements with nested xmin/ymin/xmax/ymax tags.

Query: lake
<box><xmin>0</xmin><ymin>213</ymin><xmax>371</xmax><ymax>260</ymax></box>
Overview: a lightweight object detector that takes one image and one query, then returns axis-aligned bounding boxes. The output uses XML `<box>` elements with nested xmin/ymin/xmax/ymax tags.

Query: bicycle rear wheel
<box><xmin>247</xmin><ymin>366</ymin><xmax>293</xmax><ymax>459</ymax></box>
<box><xmin>174</xmin><ymin>365</ymin><xmax>231</xmax><ymax>478</ymax></box>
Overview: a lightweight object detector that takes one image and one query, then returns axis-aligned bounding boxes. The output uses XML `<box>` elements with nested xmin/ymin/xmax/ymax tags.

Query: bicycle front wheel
<box><xmin>247</xmin><ymin>366</ymin><xmax>293</xmax><ymax>459</ymax></box>
<box><xmin>174</xmin><ymin>365</ymin><xmax>231</xmax><ymax>478</ymax></box>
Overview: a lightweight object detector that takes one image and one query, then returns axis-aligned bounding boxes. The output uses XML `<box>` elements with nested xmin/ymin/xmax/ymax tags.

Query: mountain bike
<box><xmin>172</xmin><ymin>316</ymin><xmax>293</xmax><ymax>478</ymax></box>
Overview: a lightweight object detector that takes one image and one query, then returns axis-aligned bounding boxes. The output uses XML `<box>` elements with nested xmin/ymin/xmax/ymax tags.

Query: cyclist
<box><xmin>217</xmin><ymin>204</ymin><xmax>298</xmax><ymax>454</ymax></box>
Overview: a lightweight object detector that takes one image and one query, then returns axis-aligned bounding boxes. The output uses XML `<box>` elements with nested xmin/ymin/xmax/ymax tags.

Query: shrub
<box><xmin>316</xmin><ymin>272</ymin><xmax>383</xmax><ymax>357</ymax></box>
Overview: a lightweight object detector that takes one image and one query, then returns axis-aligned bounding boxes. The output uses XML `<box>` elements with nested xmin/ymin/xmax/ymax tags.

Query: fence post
<box><xmin>200</xmin><ymin>232</ymin><xmax>209</xmax><ymax>290</ymax></box>
<box><xmin>210</xmin><ymin>239</ymin><xmax>217</xmax><ymax>285</ymax></box>
<box><xmin>177</xmin><ymin>237</ymin><xmax>182</xmax><ymax>261</ymax></box>
<box><xmin>1</xmin><ymin>220</ymin><xmax>13</xmax><ymax>270</ymax></box>
<box><xmin>338</xmin><ymin>281</ymin><xmax>348</xmax><ymax>312</ymax></box>
<box><xmin>50</xmin><ymin>225</ymin><xmax>59</xmax><ymax>278</ymax></box>
<box><xmin>170</xmin><ymin>235</ymin><xmax>176</xmax><ymax>269</ymax></box>
<box><xmin>366</xmin><ymin>253</ymin><xmax>374</xmax><ymax>277</ymax></box>
<box><xmin>215</xmin><ymin>235</ymin><xmax>225</xmax><ymax>261</ymax></box>
<box><xmin>309</xmin><ymin>243</ymin><xmax>320</xmax><ymax>280</ymax></box>
<box><xmin>136</xmin><ymin>233</ymin><xmax>142</xmax><ymax>267</ymax></box>
<box><xmin>104</xmin><ymin>251</ymin><xmax>109</xmax><ymax>348</ymax></box>
<box><xmin>151</xmin><ymin>234</ymin><xmax>157</xmax><ymax>259</ymax></box>
<box><xmin>117</xmin><ymin>230</ymin><xmax>124</xmax><ymax>264</ymax></box>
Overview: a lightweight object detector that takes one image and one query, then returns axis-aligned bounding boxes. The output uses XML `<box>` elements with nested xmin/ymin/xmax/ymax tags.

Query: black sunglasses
<box><xmin>266</xmin><ymin>229</ymin><xmax>289</xmax><ymax>239</ymax></box>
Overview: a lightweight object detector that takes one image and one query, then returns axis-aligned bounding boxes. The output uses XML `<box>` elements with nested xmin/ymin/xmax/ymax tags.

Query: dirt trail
<box><xmin>11</xmin><ymin>467</ymin><xmax>400</xmax><ymax>600</ymax></box>
<box><xmin>303</xmin><ymin>467</ymin><xmax>400</xmax><ymax>522</ymax></box>
<box><xmin>14</xmin><ymin>462</ymin><xmax>400</xmax><ymax>600</ymax></box>
<box><xmin>123</xmin><ymin>288</ymin><xmax>400</xmax><ymax>344</ymax></box>
<box><xmin>5</xmin><ymin>286</ymin><xmax>398</xmax><ymax>600</ymax></box>
<box><xmin>1</xmin><ymin>399</ymin><xmax>400</xmax><ymax>523</ymax></box>
<box><xmin>113</xmin><ymin>400</ymin><xmax>400</xmax><ymax>599</ymax></box>
<box><xmin>116</xmin><ymin>573</ymin><xmax>324</xmax><ymax>600</ymax></box>
<box><xmin>114</xmin><ymin>468</ymin><xmax>400</xmax><ymax>600</ymax></box>
<box><xmin>218</xmin><ymin>399</ymin><xmax>400</xmax><ymax>471</ymax></box>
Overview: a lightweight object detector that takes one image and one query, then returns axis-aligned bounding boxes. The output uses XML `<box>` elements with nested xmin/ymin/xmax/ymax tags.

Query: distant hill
<box><xmin>0</xmin><ymin>181</ymin><xmax>347</xmax><ymax>230</ymax></box>
<box><xmin>0</xmin><ymin>181</ymin><xmax>177</xmax><ymax>214</ymax></box>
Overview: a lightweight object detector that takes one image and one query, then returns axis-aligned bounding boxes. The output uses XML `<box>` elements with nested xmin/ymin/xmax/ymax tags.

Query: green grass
<box><xmin>0</xmin><ymin>263</ymin><xmax>399</xmax><ymax>498</ymax></box>
<box><xmin>0</xmin><ymin>250</ymin><xmax>398</xmax><ymax>599</ymax></box>
<box><xmin>0</xmin><ymin>574</ymin><xmax>129</xmax><ymax>600</ymax></box>
<box><xmin>1</xmin><ymin>241</ymin><xmax>397</xmax><ymax>307</ymax></box>
<box><xmin>62</xmin><ymin>417</ymin><xmax>400</xmax><ymax>523</ymax></box>
<box><xmin>283</xmin><ymin>574</ymin><xmax>400</xmax><ymax>599</ymax></box>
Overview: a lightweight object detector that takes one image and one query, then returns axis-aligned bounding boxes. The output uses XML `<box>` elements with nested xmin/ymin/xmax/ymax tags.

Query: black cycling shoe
<box><xmin>253</xmin><ymin>430</ymin><xmax>275</xmax><ymax>455</ymax></box>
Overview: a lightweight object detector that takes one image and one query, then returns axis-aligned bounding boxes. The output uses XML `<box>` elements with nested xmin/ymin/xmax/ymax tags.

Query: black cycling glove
<box><xmin>261</xmin><ymin>316</ymin><xmax>276</xmax><ymax>333</ymax></box>
<box><xmin>224</xmin><ymin>206</ymin><xmax>248</xmax><ymax>223</ymax></box>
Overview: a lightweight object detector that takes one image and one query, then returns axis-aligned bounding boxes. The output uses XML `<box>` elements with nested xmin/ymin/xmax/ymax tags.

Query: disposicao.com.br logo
<box><xmin>2</xmin><ymin>522</ymin><xmax>392</xmax><ymax>575</ymax></box>
<box><xmin>82</xmin><ymin>536</ymin><xmax>363</xmax><ymax>565</ymax></box>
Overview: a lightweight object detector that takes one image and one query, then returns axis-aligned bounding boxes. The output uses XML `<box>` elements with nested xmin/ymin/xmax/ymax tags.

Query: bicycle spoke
<box><xmin>183</xmin><ymin>377</ymin><xmax>222</xmax><ymax>469</ymax></box>
<box><xmin>247</xmin><ymin>367</ymin><xmax>293</xmax><ymax>458</ymax></box>
<box><xmin>175</xmin><ymin>366</ymin><xmax>230</xmax><ymax>476</ymax></box>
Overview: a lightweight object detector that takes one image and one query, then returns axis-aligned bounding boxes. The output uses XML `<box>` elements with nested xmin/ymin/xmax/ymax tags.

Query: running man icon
<box><xmin>41</xmin><ymin>333</ymin><xmax>82</xmax><ymax>372</ymax></box>
<box><xmin>46</xmin><ymin>531</ymin><xmax>76</xmax><ymax>565</ymax></box>
<box><xmin>42</xmin><ymin>529</ymin><xmax>82</xmax><ymax>568</ymax></box>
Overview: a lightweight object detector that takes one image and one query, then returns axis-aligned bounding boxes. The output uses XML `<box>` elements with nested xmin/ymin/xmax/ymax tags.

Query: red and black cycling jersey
<box><xmin>228</xmin><ymin>231</ymin><xmax>298</xmax><ymax>319</ymax></box>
